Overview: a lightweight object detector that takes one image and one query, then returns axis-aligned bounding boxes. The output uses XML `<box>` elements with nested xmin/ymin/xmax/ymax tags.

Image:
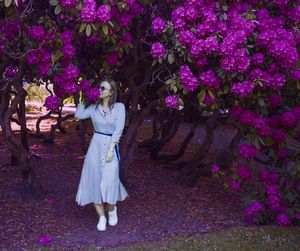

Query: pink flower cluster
<box><xmin>178</xmin><ymin>30</ymin><xmax>196</xmax><ymax>47</ymax></box>
<box><xmin>236</xmin><ymin>165</ymin><xmax>252</xmax><ymax>180</ymax></box>
<box><xmin>60</xmin><ymin>0</ymin><xmax>78</xmax><ymax>8</ymax></box>
<box><xmin>106</xmin><ymin>51</ymin><xmax>120</xmax><ymax>67</ymax></box>
<box><xmin>151</xmin><ymin>42</ymin><xmax>166</xmax><ymax>59</ymax></box>
<box><xmin>97</xmin><ymin>5</ymin><xmax>111</xmax><ymax>25</ymax></box>
<box><xmin>28</xmin><ymin>25</ymin><xmax>46</xmax><ymax>41</ymax></box>
<box><xmin>4</xmin><ymin>65</ymin><xmax>18</xmax><ymax>78</ymax></box>
<box><xmin>60</xmin><ymin>30</ymin><xmax>73</xmax><ymax>44</ymax></box>
<box><xmin>228</xmin><ymin>180</ymin><xmax>240</xmax><ymax>192</ymax></box>
<box><xmin>151</xmin><ymin>17</ymin><xmax>167</xmax><ymax>34</ymax></box>
<box><xmin>37</xmin><ymin>235</ymin><xmax>52</xmax><ymax>246</ymax></box>
<box><xmin>26</xmin><ymin>48</ymin><xmax>52</xmax><ymax>77</ymax></box>
<box><xmin>238</xmin><ymin>144</ymin><xmax>258</xmax><ymax>159</ymax></box>
<box><xmin>199</xmin><ymin>69</ymin><xmax>221</xmax><ymax>90</ymax></box>
<box><xmin>256</xmin><ymin>9</ymin><xmax>299</xmax><ymax>70</ymax></box>
<box><xmin>81</xmin><ymin>0</ymin><xmax>96</xmax><ymax>23</ymax></box>
<box><xmin>165</xmin><ymin>95</ymin><xmax>179</xmax><ymax>109</ymax></box>
<box><xmin>231</xmin><ymin>80</ymin><xmax>254</xmax><ymax>98</ymax></box>
<box><xmin>189</xmin><ymin>36</ymin><xmax>219</xmax><ymax>58</ymax></box>
<box><xmin>245</xmin><ymin>200</ymin><xmax>264</xmax><ymax>224</ymax></box>
<box><xmin>211</xmin><ymin>164</ymin><xmax>220</xmax><ymax>174</ymax></box>
<box><xmin>85</xmin><ymin>87</ymin><xmax>100</xmax><ymax>103</ymax></box>
<box><xmin>179</xmin><ymin>65</ymin><xmax>199</xmax><ymax>92</ymax></box>
<box><xmin>44</xmin><ymin>96</ymin><xmax>61</xmax><ymax>112</ymax></box>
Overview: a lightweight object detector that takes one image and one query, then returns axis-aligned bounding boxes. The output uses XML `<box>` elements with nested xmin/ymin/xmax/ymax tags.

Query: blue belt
<box><xmin>94</xmin><ymin>131</ymin><xmax>120</xmax><ymax>163</ymax></box>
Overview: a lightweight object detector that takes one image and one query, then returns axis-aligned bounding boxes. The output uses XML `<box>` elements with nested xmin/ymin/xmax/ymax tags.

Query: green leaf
<box><xmin>51</xmin><ymin>54</ymin><xmax>56</xmax><ymax>66</ymax></box>
<box><xmin>237</xmin><ymin>74</ymin><xmax>244</xmax><ymax>82</ymax></box>
<box><xmin>79</xmin><ymin>23</ymin><xmax>87</xmax><ymax>33</ymax></box>
<box><xmin>102</xmin><ymin>25</ymin><xmax>108</xmax><ymax>36</ymax></box>
<box><xmin>49</xmin><ymin>0</ymin><xmax>58</xmax><ymax>6</ymax></box>
<box><xmin>198</xmin><ymin>90</ymin><xmax>206</xmax><ymax>102</ymax></box>
<box><xmin>257</xmin><ymin>136</ymin><xmax>265</xmax><ymax>146</ymax></box>
<box><xmin>158</xmin><ymin>58</ymin><xmax>163</xmax><ymax>64</ymax></box>
<box><xmin>54</xmin><ymin>5</ymin><xmax>62</xmax><ymax>15</ymax></box>
<box><xmin>297</xmin><ymin>80</ymin><xmax>300</xmax><ymax>90</ymax></box>
<box><xmin>265</xmin><ymin>136</ymin><xmax>273</xmax><ymax>147</ymax></box>
<box><xmin>165</xmin><ymin>79</ymin><xmax>174</xmax><ymax>85</ymax></box>
<box><xmin>208</xmin><ymin>90</ymin><xmax>215</xmax><ymax>99</ymax></box>
<box><xmin>258</xmin><ymin>98</ymin><xmax>265</xmax><ymax>107</ymax></box>
<box><xmin>86</xmin><ymin>24</ymin><xmax>92</xmax><ymax>36</ymax></box>
<box><xmin>187</xmin><ymin>56</ymin><xmax>193</xmax><ymax>63</ymax></box>
<box><xmin>168</xmin><ymin>53</ymin><xmax>174</xmax><ymax>64</ymax></box>
<box><xmin>91</xmin><ymin>23</ymin><xmax>98</xmax><ymax>30</ymax></box>
<box><xmin>223</xmin><ymin>86</ymin><xmax>229</xmax><ymax>94</ymax></box>
<box><xmin>5</xmin><ymin>0</ymin><xmax>12</xmax><ymax>7</ymax></box>
<box><xmin>13</xmin><ymin>0</ymin><xmax>18</xmax><ymax>6</ymax></box>
<box><xmin>178</xmin><ymin>98</ymin><xmax>184</xmax><ymax>106</ymax></box>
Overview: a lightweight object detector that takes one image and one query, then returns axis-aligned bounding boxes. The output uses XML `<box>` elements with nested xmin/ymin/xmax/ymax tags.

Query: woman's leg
<box><xmin>107</xmin><ymin>203</ymin><xmax>115</xmax><ymax>211</ymax></box>
<box><xmin>94</xmin><ymin>203</ymin><xmax>105</xmax><ymax>216</ymax></box>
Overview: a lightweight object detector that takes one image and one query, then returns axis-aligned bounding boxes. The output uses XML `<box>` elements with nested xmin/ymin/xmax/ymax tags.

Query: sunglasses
<box><xmin>100</xmin><ymin>86</ymin><xmax>110</xmax><ymax>91</ymax></box>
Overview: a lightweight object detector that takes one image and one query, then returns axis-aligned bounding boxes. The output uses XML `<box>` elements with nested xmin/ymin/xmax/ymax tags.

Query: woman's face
<box><xmin>99</xmin><ymin>81</ymin><xmax>112</xmax><ymax>99</ymax></box>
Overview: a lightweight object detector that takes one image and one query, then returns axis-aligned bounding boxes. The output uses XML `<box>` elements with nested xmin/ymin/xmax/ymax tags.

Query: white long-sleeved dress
<box><xmin>74</xmin><ymin>102</ymin><xmax>129</xmax><ymax>206</ymax></box>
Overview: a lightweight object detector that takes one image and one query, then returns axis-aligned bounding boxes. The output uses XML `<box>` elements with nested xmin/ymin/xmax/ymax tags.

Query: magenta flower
<box><xmin>268</xmin><ymin>94</ymin><xmax>281</xmax><ymax>108</ymax></box>
<box><xmin>231</xmin><ymin>80</ymin><xmax>254</xmax><ymax>98</ymax></box>
<box><xmin>236</xmin><ymin>165</ymin><xmax>252</xmax><ymax>180</ymax></box>
<box><xmin>85</xmin><ymin>87</ymin><xmax>100</xmax><ymax>103</ymax></box>
<box><xmin>60</xmin><ymin>0</ymin><xmax>78</xmax><ymax>8</ymax></box>
<box><xmin>62</xmin><ymin>82</ymin><xmax>78</xmax><ymax>95</ymax></box>
<box><xmin>26</xmin><ymin>51</ymin><xmax>39</xmax><ymax>65</ymax></box>
<box><xmin>165</xmin><ymin>95</ymin><xmax>179</xmax><ymax>109</ymax></box>
<box><xmin>245</xmin><ymin>200</ymin><xmax>264</xmax><ymax>217</ymax></box>
<box><xmin>179</xmin><ymin>65</ymin><xmax>199</xmax><ymax>92</ymax></box>
<box><xmin>60</xmin><ymin>30</ymin><xmax>73</xmax><ymax>44</ymax></box>
<box><xmin>151</xmin><ymin>42</ymin><xmax>166</xmax><ymax>59</ymax></box>
<box><xmin>211</xmin><ymin>164</ymin><xmax>220</xmax><ymax>174</ymax></box>
<box><xmin>238</xmin><ymin>144</ymin><xmax>258</xmax><ymax>159</ymax></box>
<box><xmin>97</xmin><ymin>5</ymin><xmax>111</xmax><ymax>25</ymax></box>
<box><xmin>106</xmin><ymin>51</ymin><xmax>120</xmax><ymax>67</ymax></box>
<box><xmin>228</xmin><ymin>180</ymin><xmax>240</xmax><ymax>192</ymax></box>
<box><xmin>199</xmin><ymin>69</ymin><xmax>221</xmax><ymax>90</ymax></box>
<box><xmin>44</xmin><ymin>96</ymin><xmax>61</xmax><ymax>112</ymax></box>
<box><xmin>276</xmin><ymin>213</ymin><xmax>291</xmax><ymax>226</ymax></box>
<box><xmin>4</xmin><ymin>65</ymin><xmax>18</xmax><ymax>78</ymax></box>
<box><xmin>151</xmin><ymin>17</ymin><xmax>167</xmax><ymax>34</ymax></box>
<box><xmin>37</xmin><ymin>235</ymin><xmax>52</xmax><ymax>246</ymax></box>
<box><xmin>80</xmin><ymin>80</ymin><xmax>90</xmax><ymax>92</ymax></box>
<box><xmin>64</xmin><ymin>65</ymin><xmax>79</xmax><ymax>80</ymax></box>
<box><xmin>63</xmin><ymin>44</ymin><xmax>76</xmax><ymax>59</ymax></box>
<box><xmin>28</xmin><ymin>25</ymin><xmax>46</xmax><ymax>41</ymax></box>
<box><xmin>81</xmin><ymin>0</ymin><xmax>96</xmax><ymax>23</ymax></box>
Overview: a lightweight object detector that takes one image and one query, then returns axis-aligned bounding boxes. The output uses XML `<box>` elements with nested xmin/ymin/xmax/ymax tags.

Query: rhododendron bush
<box><xmin>1</xmin><ymin>0</ymin><xmax>300</xmax><ymax>225</ymax></box>
<box><xmin>150</xmin><ymin>0</ymin><xmax>300</xmax><ymax>226</ymax></box>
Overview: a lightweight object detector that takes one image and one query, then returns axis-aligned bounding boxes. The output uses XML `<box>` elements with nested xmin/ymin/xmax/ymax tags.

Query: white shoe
<box><xmin>97</xmin><ymin>215</ymin><xmax>107</xmax><ymax>231</ymax></box>
<box><xmin>108</xmin><ymin>206</ymin><xmax>118</xmax><ymax>226</ymax></box>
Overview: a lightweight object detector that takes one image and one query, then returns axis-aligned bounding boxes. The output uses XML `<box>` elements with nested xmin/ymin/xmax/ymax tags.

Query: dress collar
<box><xmin>97</xmin><ymin>103</ymin><xmax>115</xmax><ymax>116</ymax></box>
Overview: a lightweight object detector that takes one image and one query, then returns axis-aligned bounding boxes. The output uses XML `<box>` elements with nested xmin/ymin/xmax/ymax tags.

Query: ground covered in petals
<box><xmin>0</xmin><ymin>108</ymin><xmax>245</xmax><ymax>250</ymax></box>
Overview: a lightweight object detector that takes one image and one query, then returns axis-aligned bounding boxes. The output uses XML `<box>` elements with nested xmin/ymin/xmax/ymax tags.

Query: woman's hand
<box><xmin>106</xmin><ymin>149</ymin><xmax>114</xmax><ymax>163</ymax></box>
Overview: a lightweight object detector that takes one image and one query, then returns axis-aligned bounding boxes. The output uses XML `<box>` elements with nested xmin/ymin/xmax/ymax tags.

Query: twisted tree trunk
<box><xmin>0</xmin><ymin>61</ymin><xmax>36</xmax><ymax>199</ymax></box>
<box><xmin>176</xmin><ymin>109</ymin><xmax>220</xmax><ymax>186</ymax></box>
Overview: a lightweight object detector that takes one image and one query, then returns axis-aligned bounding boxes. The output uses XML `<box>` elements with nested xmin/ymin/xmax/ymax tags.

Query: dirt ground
<box><xmin>0</xmin><ymin>107</ymin><xmax>245</xmax><ymax>250</ymax></box>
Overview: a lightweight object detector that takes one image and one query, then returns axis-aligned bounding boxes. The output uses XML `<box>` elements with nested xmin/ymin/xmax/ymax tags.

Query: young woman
<box><xmin>74</xmin><ymin>79</ymin><xmax>129</xmax><ymax>231</ymax></box>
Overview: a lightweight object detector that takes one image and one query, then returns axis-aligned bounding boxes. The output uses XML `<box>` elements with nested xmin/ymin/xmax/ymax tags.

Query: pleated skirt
<box><xmin>76</xmin><ymin>133</ymin><xmax>129</xmax><ymax>206</ymax></box>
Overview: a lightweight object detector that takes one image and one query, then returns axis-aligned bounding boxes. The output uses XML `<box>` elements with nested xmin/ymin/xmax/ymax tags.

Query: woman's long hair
<box><xmin>95</xmin><ymin>79</ymin><xmax>118</xmax><ymax>110</ymax></box>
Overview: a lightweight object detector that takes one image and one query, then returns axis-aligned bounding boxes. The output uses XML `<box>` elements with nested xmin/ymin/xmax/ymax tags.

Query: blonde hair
<box><xmin>96</xmin><ymin>79</ymin><xmax>118</xmax><ymax>109</ymax></box>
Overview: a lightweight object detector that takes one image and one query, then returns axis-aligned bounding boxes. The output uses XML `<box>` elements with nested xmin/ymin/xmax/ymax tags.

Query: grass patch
<box><xmin>106</xmin><ymin>226</ymin><xmax>300</xmax><ymax>251</ymax></box>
